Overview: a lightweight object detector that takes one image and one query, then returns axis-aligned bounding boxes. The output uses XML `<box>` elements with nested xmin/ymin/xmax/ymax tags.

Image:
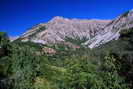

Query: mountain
<box><xmin>9</xmin><ymin>36</ymin><xmax>19</xmax><ymax>42</ymax></box>
<box><xmin>18</xmin><ymin>9</ymin><xmax>133</xmax><ymax>48</ymax></box>
<box><xmin>85</xmin><ymin>10</ymin><xmax>133</xmax><ymax>48</ymax></box>
<box><xmin>18</xmin><ymin>17</ymin><xmax>110</xmax><ymax>44</ymax></box>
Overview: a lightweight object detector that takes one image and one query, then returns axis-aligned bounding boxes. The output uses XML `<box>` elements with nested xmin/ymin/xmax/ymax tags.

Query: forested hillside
<box><xmin>0</xmin><ymin>28</ymin><xmax>133</xmax><ymax>89</ymax></box>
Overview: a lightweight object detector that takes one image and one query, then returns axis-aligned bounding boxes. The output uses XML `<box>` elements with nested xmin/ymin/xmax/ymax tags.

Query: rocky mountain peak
<box><xmin>18</xmin><ymin>9</ymin><xmax>133</xmax><ymax>48</ymax></box>
<box><xmin>85</xmin><ymin>9</ymin><xmax>133</xmax><ymax>48</ymax></box>
<box><xmin>49</xmin><ymin>16</ymin><xmax>69</xmax><ymax>23</ymax></box>
<box><xmin>52</xmin><ymin>16</ymin><xmax>64</xmax><ymax>20</ymax></box>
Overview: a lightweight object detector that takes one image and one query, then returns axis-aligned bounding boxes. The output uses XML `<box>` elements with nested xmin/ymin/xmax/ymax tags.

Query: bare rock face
<box><xmin>45</xmin><ymin>16</ymin><xmax>110</xmax><ymax>43</ymax></box>
<box><xmin>19</xmin><ymin>17</ymin><xmax>110</xmax><ymax>44</ymax></box>
<box><xmin>85</xmin><ymin>10</ymin><xmax>133</xmax><ymax>48</ymax></box>
<box><xmin>18</xmin><ymin>9</ymin><xmax>133</xmax><ymax>48</ymax></box>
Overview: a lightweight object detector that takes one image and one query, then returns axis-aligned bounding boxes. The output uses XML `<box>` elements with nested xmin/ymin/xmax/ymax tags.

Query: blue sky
<box><xmin>0</xmin><ymin>0</ymin><xmax>133</xmax><ymax>36</ymax></box>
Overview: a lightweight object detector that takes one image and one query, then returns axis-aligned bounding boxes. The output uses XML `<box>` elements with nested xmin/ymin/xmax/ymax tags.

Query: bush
<box><xmin>0</xmin><ymin>31</ymin><xmax>132</xmax><ymax>89</ymax></box>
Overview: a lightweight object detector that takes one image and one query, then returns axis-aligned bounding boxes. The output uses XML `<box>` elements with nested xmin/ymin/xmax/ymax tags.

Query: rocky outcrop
<box><xmin>42</xmin><ymin>47</ymin><xmax>56</xmax><ymax>54</ymax></box>
<box><xmin>85</xmin><ymin>10</ymin><xmax>133</xmax><ymax>48</ymax></box>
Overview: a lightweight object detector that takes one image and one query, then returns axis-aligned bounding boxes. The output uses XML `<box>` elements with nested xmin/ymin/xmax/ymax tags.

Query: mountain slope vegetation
<box><xmin>1</xmin><ymin>28</ymin><xmax>133</xmax><ymax>89</ymax></box>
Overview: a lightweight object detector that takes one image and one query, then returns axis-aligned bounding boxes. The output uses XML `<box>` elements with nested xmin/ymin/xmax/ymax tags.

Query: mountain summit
<box><xmin>18</xmin><ymin>9</ymin><xmax>133</xmax><ymax>48</ymax></box>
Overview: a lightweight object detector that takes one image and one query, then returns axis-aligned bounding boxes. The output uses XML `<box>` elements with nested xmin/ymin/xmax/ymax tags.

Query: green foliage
<box><xmin>13</xmin><ymin>41</ymin><xmax>43</xmax><ymax>49</ymax></box>
<box><xmin>0</xmin><ymin>32</ymin><xmax>10</xmax><ymax>72</ymax></box>
<box><xmin>10</xmin><ymin>45</ymin><xmax>37</xmax><ymax>89</ymax></box>
<box><xmin>29</xmin><ymin>26</ymin><xmax>46</xmax><ymax>38</ymax></box>
<box><xmin>1</xmin><ymin>30</ymin><xmax>133</xmax><ymax>89</ymax></box>
<box><xmin>95</xmin><ymin>28</ymin><xmax>133</xmax><ymax>88</ymax></box>
<box><xmin>0</xmin><ymin>32</ymin><xmax>9</xmax><ymax>46</ymax></box>
<box><xmin>99</xmin><ymin>55</ymin><xmax>128</xmax><ymax>89</ymax></box>
<box><xmin>64</xmin><ymin>36</ymin><xmax>88</xmax><ymax>46</ymax></box>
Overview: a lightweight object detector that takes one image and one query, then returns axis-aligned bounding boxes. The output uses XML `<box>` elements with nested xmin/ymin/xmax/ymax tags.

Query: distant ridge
<box><xmin>18</xmin><ymin>9</ymin><xmax>133</xmax><ymax>48</ymax></box>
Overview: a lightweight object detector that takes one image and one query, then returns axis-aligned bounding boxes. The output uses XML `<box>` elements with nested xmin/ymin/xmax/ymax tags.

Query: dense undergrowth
<box><xmin>0</xmin><ymin>28</ymin><xmax>133</xmax><ymax>89</ymax></box>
